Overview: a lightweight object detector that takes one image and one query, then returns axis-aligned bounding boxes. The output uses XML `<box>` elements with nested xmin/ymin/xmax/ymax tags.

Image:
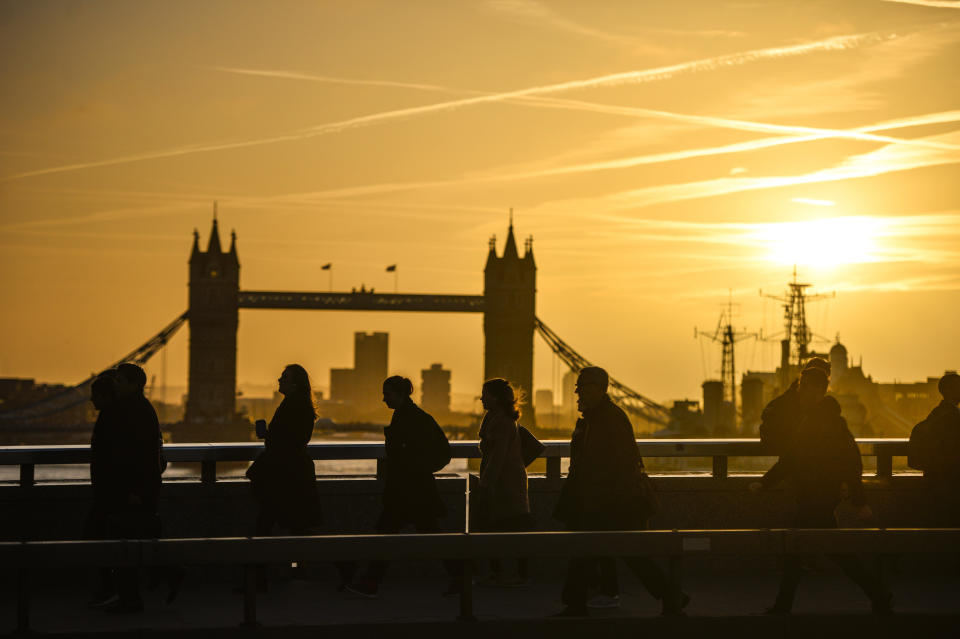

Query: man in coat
<box><xmin>759</xmin><ymin>357</ymin><xmax>831</xmax><ymax>455</ymax></box>
<box><xmin>553</xmin><ymin>367</ymin><xmax>686</xmax><ymax>617</ymax></box>
<box><xmin>346</xmin><ymin>376</ymin><xmax>460</xmax><ymax>597</ymax></box>
<box><xmin>755</xmin><ymin>366</ymin><xmax>891</xmax><ymax>614</ymax></box>
<box><xmin>908</xmin><ymin>372</ymin><xmax>960</xmax><ymax>526</ymax></box>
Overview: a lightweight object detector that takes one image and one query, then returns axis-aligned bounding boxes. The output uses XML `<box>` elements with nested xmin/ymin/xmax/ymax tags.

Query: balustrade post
<box><xmin>201</xmin><ymin>460</ymin><xmax>217</xmax><ymax>484</ymax></box>
<box><xmin>20</xmin><ymin>464</ymin><xmax>34</xmax><ymax>489</ymax></box>
<box><xmin>875</xmin><ymin>453</ymin><xmax>893</xmax><ymax>478</ymax></box>
<box><xmin>712</xmin><ymin>456</ymin><xmax>728</xmax><ymax>479</ymax></box>
<box><xmin>546</xmin><ymin>457</ymin><xmax>561</xmax><ymax>485</ymax></box>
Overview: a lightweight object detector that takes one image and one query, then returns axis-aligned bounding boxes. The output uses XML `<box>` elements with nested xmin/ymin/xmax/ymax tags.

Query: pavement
<box><xmin>3</xmin><ymin>560</ymin><xmax>959</xmax><ymax>637</ymax></box>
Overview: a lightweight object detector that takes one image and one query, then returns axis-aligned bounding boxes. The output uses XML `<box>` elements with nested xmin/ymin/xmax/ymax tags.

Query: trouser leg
<box><xmin>621</xmin><ymin>555</ymin><xmax>669</xmax><ymax>601</ymax></box>
<box><xmin>597</xmin><ymin>557</ymin><xmax>619</xmax><ymax>597</ymax></box>
<box><xmin>773</xmin><ymin>555</ymin><xmax>803</xmax><ymax>611</ymax></box>
<box><xmin>561</xmin><ymin>556</ymin><xmax>595</xmax><ymax>611</ymax></box>
<box><xmin>365</xmin><ymin>512</ymin><xmax>401</xmax><ymax>583</ymax></box>
<box><xmin>828</xmin><ymin>554</ymin><xmax>887</xmax><ymax>603</ymax></box>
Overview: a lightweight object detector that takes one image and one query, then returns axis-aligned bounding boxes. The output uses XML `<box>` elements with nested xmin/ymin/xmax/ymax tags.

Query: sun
<box><xmin>751</xmin><ymin>216</ymin><xmax>885</xmax><ymax>267</ymax></box>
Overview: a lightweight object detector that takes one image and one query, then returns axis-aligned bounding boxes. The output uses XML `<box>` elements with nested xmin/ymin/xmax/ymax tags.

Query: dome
<box><xmin>830</xmin><ymin>342</ymin><xmax>848</xmax><ymax>357</ymax></box>
<box><xmin>830</xmin><ymin>340</ymin><xmax>849</xmax><ymax>374</ymax></box>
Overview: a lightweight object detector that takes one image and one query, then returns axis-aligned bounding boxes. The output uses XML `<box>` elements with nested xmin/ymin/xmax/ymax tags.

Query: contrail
<box><xmin>3</xmin><ymin>31</ymin><xmax>890</xmax><ymax>181</ymax></box>
<box><xmin>209</xmin><ymin>66</ymin><xmax>467</xmax><ymax>95</ymax></box>
<box><xmin>880</xmin><ymin>0</ymin><xmax>960</xmax><ymax>7</ymax></box>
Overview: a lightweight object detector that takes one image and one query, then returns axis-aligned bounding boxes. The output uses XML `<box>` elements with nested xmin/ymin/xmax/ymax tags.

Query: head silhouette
<box><xmin>576</xmin><ymin>366</ymin><xmax>609</xmax><ymax>413</ymax></box>
<box><xmin>481</xmin><ymin>378</ymin><xmax>521</xmax><ymax>421</ymax></box>
<box><xmin>90</xmin><ymin>371</ymin><xmax>117</xmax><ymax>411</ymax></box>
<box><xmin>798</xmin><ymin>367</ymin><xmax>829</xmax><ymax>405</ymax></box>
<box><xmin>803</xmin><ymin>357</ymin><xmax>831</xmax><ymax>380</ymax></box>
<box><xmin>115</xmin><ymin>363</ymin><xmax>146</xmax><ymax>399</ymax></box>
<box><xmin>938</xmin><ymin>372</ymin><xmax>960</xmax><ymax>404</ymax></box>
<box><xmin>382</xmin><ymin>376</ymin><xmax>413</xmax><ymax>410</ymax></box>
<box><xmin>278</xmin><ymin>364</ymin><xmax>316</xmax><ymax>415</ymax></box>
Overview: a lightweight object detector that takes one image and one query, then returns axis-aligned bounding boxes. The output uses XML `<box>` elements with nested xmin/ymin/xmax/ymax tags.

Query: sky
<box><xmin>1</xmin><ymin>0</ymin><xmax>958</xmax><ymax>408</ymax></box>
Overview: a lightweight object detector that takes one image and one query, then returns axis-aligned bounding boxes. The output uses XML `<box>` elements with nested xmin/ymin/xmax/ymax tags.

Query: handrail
<box><xmin>6</xmin><ymin>528</ymin><xmax>960</xmax><ymax>630</ymax></box>
<box><xmin>0</xmin><ymin>439</ymin><xmax>913</xmax><ymax>487</ymax></box>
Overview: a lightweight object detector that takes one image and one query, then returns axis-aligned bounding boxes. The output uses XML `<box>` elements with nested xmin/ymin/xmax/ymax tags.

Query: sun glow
<box><xmin>752</xmin><ymin>216</ymin><xmax>886</xmax><ymax>267</ymax></box>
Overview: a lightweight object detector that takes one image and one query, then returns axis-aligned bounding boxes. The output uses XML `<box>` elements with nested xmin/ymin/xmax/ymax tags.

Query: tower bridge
<box><xmin>0</xmin><ymin>210</ymin><xmax>670</xmax><ymax>431</ymax></box>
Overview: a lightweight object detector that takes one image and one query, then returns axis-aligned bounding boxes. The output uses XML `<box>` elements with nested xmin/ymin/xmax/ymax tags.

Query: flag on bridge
<box><xmin>321</xmin><ymin>263</ymin><xmax>332</xmax><ymax>270</ymax></box>
<box><xmin>385</xmin><ymin>264</ymin><xmax>397</xmax><ymax>272</ymax></box>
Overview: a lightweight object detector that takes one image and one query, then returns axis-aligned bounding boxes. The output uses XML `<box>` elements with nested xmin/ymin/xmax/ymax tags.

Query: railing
<box><xmin>4</xmin><ymin>528</ymin><xmax>958</xmax><ymax>630</ymax></box>
<box><xmin>0</xmin><ymin>439</ymin><xmax>912</xmax><ymax>488</ymax></box>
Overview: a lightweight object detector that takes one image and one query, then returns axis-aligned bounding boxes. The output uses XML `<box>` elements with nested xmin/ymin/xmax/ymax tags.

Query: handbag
<box><xmin>518</xmin><ymin>425</ymin><xmax>545</xmax><ymax>467</ymax></box>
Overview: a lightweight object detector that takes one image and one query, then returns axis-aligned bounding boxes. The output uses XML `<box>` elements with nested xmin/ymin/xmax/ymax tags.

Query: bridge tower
<box><xmin>185</xmin><ymin>209</ymin><xmax>239</xmax><ymax>424</ymax></box>
<box><xmin>483</xmin><ymin>217</ymin><xmax>536</xmax><ymax>426</ymax></box>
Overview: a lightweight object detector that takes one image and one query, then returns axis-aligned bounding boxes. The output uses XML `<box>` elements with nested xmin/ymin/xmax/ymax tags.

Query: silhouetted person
<box><xmin>244</xmin><ymin>364</ymin><xmax>323</xmax><ymax>589</ymax></box>
<box><xmin>85</xmin><ymin>371</ymin><xmax>121</xmax><ymax>608</ymax></box>
<box><xmin>346</xmin><ymin>376</ymin><xmax>460</xmax><ymax>598</ymax></box>
<box><xmin>553</xmin><ymin>367</ymin><xmax>686</xmax><ymax>617</ymax></box>
<box><xmin>908</xmin><ymin>372</ymin><xmax>960</xmax><ymax>527</ymax></box>
<box><xmin>475</xmin><ymin>378</ymin><xmax>531</xmax><ymax>586</ymax></box>
<box><xmin>759</xmin><ymin>357</ymin><xmax>831</xmax><ymax>454</ymax></box>
<box><xmin>99</xmin><ymin>363</ymin><xmax>163</xmax><ymax>613</ymax></box>
<box><xmin>753</xmin><ymin>367</ymin><xmax>891</xmax><ymax>615</ymax></box>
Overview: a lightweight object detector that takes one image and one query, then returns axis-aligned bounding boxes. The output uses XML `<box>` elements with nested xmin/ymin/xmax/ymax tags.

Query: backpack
<box><xmin>909</xmin><ymin>417</ymin><xmax>935</xmax><ymax>471</ymax></box>
<box><xmin>425</xmin><ymin>421</ymin><xmax>452</xmax><ymax>473</ymax></box>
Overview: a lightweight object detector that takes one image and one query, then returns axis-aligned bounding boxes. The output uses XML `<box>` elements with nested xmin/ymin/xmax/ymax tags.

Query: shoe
<box><xmin>345</xmin><ymin>579</ymin><xmax>379</xmax><ymax>599</ymax></box>
<box><xmin>88</xmin><ymin>593</ymin><xmax>119</xmax><ymax>610</ymax></box>
<box><xmin>662</xmin><ymin>591</ymin><xmax>691</xmax><ymax>616</ymax></box>
<box><xmin>551</xmin><ymin>607</ymin><xmax>589</xmax><ymax>617</ymax></box>
<box><xmin>103</xmin><ymin>599</ymin><xmax>144</xmax><ymax>614</ymax></box>
<box><xmin>586</xmin><ymin>594</ymin><xmax>621</xmax><ymax>609</ymax></box>
<box><xmin>762</xmin><ymin>605</ymin><xmax>791</xmax><ymax>616</ymax></box>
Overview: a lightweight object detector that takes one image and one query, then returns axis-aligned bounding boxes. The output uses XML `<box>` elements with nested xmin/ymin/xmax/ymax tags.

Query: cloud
<box><xmin>792</xmin><ymin>198</ymin><xmax>836</xmax><ymax>206</ymax></box>
<box><xmin>3</xmin><ymin>30</ymin><xmax>894</xmax><ymax>181</ymax></box>
<box><xmin>880</xmin><ymin>0</ymin><xmax>960</xmax><ymax>7</ymax></box>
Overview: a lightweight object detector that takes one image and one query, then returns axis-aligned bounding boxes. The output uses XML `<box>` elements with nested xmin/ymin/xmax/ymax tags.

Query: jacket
<box><xmin>478</xmin><ymin>410</ymin><xmax>529</xmax><ymax>522</ymax></box>
<box><xmin>246</xmin><ymin>397</ymin><xmax>322</xmax><ymax>529</ymax></box>
<box><xmin>381</xmin><ymin>399</ymin><xmax>446</xmax><ymax>522</ymax></box>
<box><xmin>554</xmin><ymin>395</ymin><xmax>645</xmax><ymax>528</ymax></box>
<box><xmin>762</xmin><ymin>395</ymin><xmax>865</xmax><ymax>507</ymax></box>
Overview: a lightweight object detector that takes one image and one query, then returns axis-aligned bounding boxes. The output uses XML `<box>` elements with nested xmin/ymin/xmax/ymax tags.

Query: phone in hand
<box><xmin>255</xmin><ymin>419</ymin><xmax>267</xmax><ymax>439</ymax></box>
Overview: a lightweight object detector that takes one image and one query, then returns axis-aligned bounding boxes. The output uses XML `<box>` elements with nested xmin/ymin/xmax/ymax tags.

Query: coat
<box><xmin>554</xmin><ymin>395</ymin><xmax>646</xmax><ymax>529</ymax></box>
<box><xmin>478</xmin><ymin>410</ymin><xmax>529</xmax><ymax>523</ymax></box>
<box><xmin>910</xmin><ymin>399</ymin><xmax>960</xmax><ymax>485</ymax></box>
<box><xmin>246</xmin><ymin>397</ymin><xmax>322</xmax><ymax>529</ymax></box>
<box><xmin>381</xmin><ymin>399</ymin><xmax>446</xmax><ymax>523</ymax></box>
<box><xmin>112</xmin><ymin>394</ymin><xmax>163</xmax><ymax>512</ymax></box>
<box><xmin>758</xmin><ymin>380</ymin><xmax>803</xmax><ymax>455</ymax></box>
<box><xmin>762</xmin><ymin>395</ymin><xmax>865</xmax><ymax>511</ymax></box>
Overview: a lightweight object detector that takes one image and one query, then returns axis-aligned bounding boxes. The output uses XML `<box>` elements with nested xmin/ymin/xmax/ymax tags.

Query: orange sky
<box><xmin>1</xmin><ymin>1</ymin><xmax>958</xmax><ymax>407</ymax></box>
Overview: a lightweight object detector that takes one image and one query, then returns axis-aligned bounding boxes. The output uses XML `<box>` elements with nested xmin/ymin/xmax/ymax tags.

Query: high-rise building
<box><xmin>353</xmin><ymin>332</ymin><xmax>388</xmax><ymax>414</ymax></box>
<box><xmin>561</xmin><ymin>370</ymin><xmax>577</xmax><ymax>418</ymax></box>
<box><xmin>329</xmin><ymin>368</ymin><xmax>356</xmax><ymax>405</ymax></box>
<box><xmin>535</xmin><ymin>389</ymin><xmax>555</xmax><ymax>415</ymax></box>
<box><xmin>421</xmin><ymin>363</ymin><xmax>451</xmax><ymax>416</ymax></box>
<box><xmin>185</xmin><ymin>211</ymin><xmax>239</xmax><ymax>424</ymax></box>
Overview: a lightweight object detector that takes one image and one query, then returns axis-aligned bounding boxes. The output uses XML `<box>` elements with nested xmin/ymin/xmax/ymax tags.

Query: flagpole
<box><xmin>394</xmin><ymin>268</ymin><xmax>398</xmax><ymax>293</ymax></box>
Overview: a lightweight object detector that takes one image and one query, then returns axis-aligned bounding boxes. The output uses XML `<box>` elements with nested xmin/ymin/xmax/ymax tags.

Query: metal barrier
<box><xmin>0</xmin><ymin>438</ymin><xmax>911</xmax><ymax>487</ymax></box>
<box><xmin>3</xmin><ymin>528</ymin><xmax>958</xmax><ymax>631</ymax></box>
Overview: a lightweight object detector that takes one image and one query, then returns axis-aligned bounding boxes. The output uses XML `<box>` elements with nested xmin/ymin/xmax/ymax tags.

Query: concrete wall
<box><xmin>1</xmin><ymin>474</ymin><xmax>929</xmax><ymax>543</ymax></box>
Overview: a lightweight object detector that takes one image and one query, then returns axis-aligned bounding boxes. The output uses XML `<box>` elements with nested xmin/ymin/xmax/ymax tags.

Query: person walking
<box><xmin>245</xmin><ymin>364</ymin><xmax>323</xmax><ymax>589</ymax></box>
<box><xmin>553</xmin><ymin>367</ymin><xmax>686</xmax><ymax>617</ymax></box>
<box><xmin>346</xmin><ymin>376</ymin><xmax>460</xmax><ymax>598</ymax></box>
<box><xmin>753</xmin><ymin>366</ymin><xmax>892</xmax><ymax>615</ymax></box>
<box><xmin>475</xmin><ymin>378</ymin><xmax>531</xmax><ymax>586</ymax></box>
<box><xmin>908</xmin><ymin>372</ymin><xmax>960</xmax><ymax>527</ymax></box>
<box><xmin>759</xmin><ymin>357</ymin><xmax>831</xmax><ymax>454</ymax></box>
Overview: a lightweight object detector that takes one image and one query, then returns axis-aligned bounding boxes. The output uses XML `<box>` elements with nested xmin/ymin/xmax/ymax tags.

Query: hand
<box><xmin>255</xmin><ymin>419</ymin><xmax>267</xmax><ymax>439</ymax></box>
<box><xmin>748</xmin><ymin>481</ymin><xmax>764</xmax><ymax>493</ymax></box>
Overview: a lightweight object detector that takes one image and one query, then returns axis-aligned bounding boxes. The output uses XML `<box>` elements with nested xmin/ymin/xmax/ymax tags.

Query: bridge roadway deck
<box><xmin>3</xmin><ymin>561</ymin><xmax>959</xmax><ymax>637</ymax></box>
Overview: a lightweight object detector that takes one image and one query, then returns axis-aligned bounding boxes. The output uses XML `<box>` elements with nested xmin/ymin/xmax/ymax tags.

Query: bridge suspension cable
<box><xmin>534</xmin><ymin>317</ymin><xmax>671</xmax><ymax>427</ymax></box>
<box><xmin>0</xmin><ymin>311</ymin><xmax>189</xmax><ymax>421</ymax></box>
